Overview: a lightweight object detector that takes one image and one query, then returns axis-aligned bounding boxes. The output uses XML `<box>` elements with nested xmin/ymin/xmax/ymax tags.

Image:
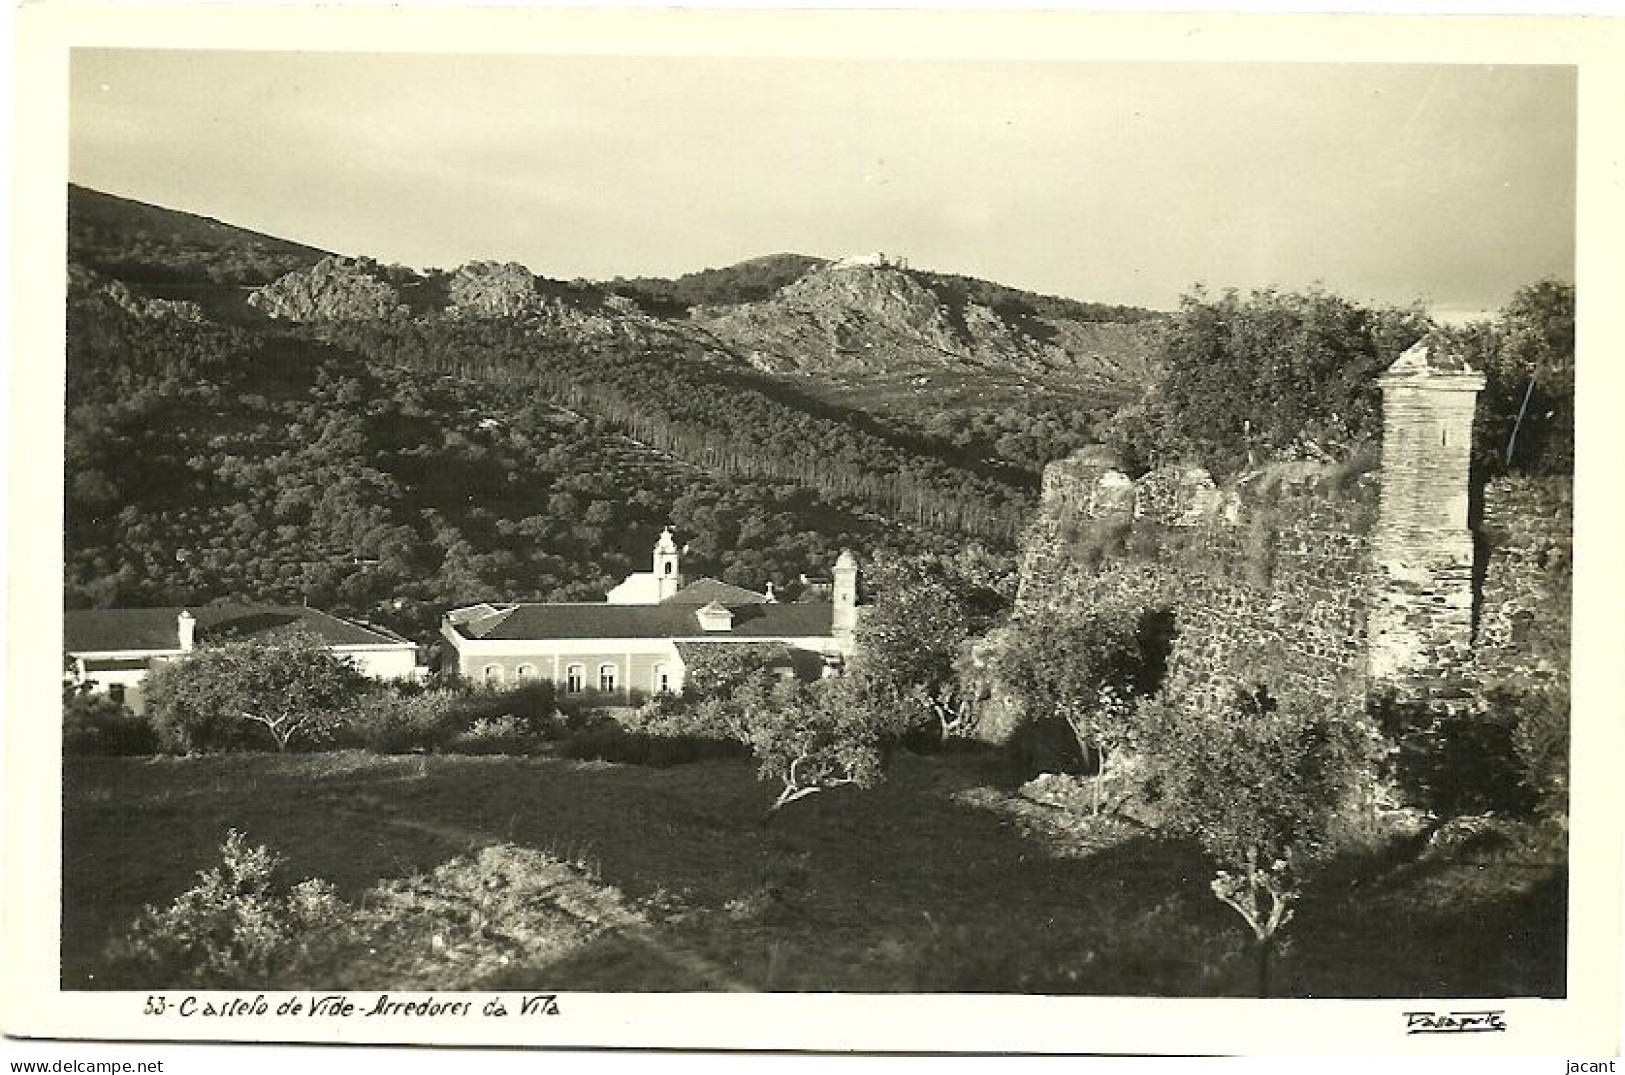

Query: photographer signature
<box><xmin>1403</xmin><ymin>1010</ymin><xmax>1508</xmax><ymax>1034</ymax></box>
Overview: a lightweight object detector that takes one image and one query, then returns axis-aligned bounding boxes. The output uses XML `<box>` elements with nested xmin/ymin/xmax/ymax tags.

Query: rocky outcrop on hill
<box><xmin>694</xmin><ymin>262</ymin><xmax>1154</xmax><ymax>383</ymax></box>
<box><xmin>248</xmin><ymin>256</ymin><xmax>407</xmax><ymax>322</ymax></box>
<box><xmin>67</xmin><ymin>263</ymin><xmax>204</xmax><ymax>322</ymax></box>
<box><xmin>446</xmin><ymin>261</ymin><xmax>544</xmax><ymax>318</ymax></box>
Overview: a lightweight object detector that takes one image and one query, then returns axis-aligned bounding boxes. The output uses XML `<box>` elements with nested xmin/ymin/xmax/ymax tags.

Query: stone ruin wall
<box><xmin>1472</xmin><ymin>477</ymin><xmax>1573</xmax><ymax>693</ymax></box>
<box><xmin>1013</xmin><ymin>458</ymin><xmax>1379</xmax><ymax>715</ymax></box>
<box><xmin>1007</xmin><ymin>454</ymin><xmax>1571</xmax><ymax>719</ymax></box>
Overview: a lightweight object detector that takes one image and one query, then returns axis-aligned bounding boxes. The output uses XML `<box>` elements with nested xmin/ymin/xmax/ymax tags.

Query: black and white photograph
<box><xmin>4</xmin><ymin>4</ymin><xmax>1622</xmax><ymax>1059</ymax></box>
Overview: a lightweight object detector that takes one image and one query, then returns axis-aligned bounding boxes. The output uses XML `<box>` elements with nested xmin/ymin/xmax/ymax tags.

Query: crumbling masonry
<box><xmin>1004</xmin><ymin>341</ymin><xmax>1571</xmax><ymax>718</ymax></box>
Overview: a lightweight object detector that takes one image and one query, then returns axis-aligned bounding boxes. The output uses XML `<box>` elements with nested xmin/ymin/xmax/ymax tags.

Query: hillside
<box><xmin>695</xmin><ymin>259</ymin><xmax>1152</xmax><ymax>380</ymax></box>
<box><xmin>686</xmin><ymin>260</ymin><xmax>1157</xmax><ymax>430</ymax></box>
<box><xmin>68</xmin><ymin>185</ymin><xmax>331</xmax><ymax>287</ymax></box>
<box><xmin>607</xmin><ymin>253</ymin><xmax>830</xmax><ymax>315</ymax></box>
<box><xmin>62</xmin><ymin>186</ymin><xmax>1172</xmax><ymax>634</ymax></box>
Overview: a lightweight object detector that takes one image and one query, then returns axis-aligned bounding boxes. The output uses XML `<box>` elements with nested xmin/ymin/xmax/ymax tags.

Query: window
<box><xmin>482</xmin><ymin>664</ymin><xmax>505</xmax><ymax>686</ymax></box>
<box><xmin>599</xmin><ymin>663</ymin><xmax>619</xmax><ymax>694</ymax></box>
<box><xmin>652</xmin><ymin>663</ymin><xmax>671</xmax><ymax>694</ymax></box>
<box><xmin>516</xmin><ymin>663</ymin><xmax>537</xmax><ymax>682</ymax></box>
<box><xmin>108</xmin><ymin>684</ymin><xmax>126</xmax><ymax>705</ymax></box>
<box><xmin>663</xmin><ymin>561</ymin><xmax>674</xmax><ymax>576</ymax></box>
<box><xmin>565</xmin><ymin>665</ymin><xmax>584</xmax><ymax>694</ymax></box>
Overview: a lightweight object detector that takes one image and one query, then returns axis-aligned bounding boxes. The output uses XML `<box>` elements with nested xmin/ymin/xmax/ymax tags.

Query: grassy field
<box><xmin>62</xmin><ymin>750</ymin><xmax>1565</xmax><ymax>995</ymax></box>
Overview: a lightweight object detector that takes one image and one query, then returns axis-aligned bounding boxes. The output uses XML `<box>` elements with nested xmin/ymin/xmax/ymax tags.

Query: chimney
<box><xmin>764</xmin><ymin>581</ymin><xmax>777</xmax><ymax>603</ymax></box>
<box><xmin>177</xmin><ymin>610</ymin><xmax>197</xmax><ymax>652</ymax></box>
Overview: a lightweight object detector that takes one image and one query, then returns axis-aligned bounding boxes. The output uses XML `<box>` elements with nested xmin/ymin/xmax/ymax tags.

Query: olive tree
<box><xmin>994</xmin><ymin>610</ymin><xmax>1145</xmax><ymax>814</ymax></box>
<box><xmin>850</xmin><ymin>556</ymin><xmax>1003</xmax><ymax>743</ymax></box>
<box><xmin>146</xmin><ymin>631</ymin><xmax>370</xmax><ymax>753</ymax></box>
<box><xmin>740</xmin><ymin>674</ymin><xmax>888</xmax><ymax>821</ymax></box>
<box><xmin>1141</xmin><ymin>679</ymin><xmax>1370</xmax><ymax>996</ymax></box>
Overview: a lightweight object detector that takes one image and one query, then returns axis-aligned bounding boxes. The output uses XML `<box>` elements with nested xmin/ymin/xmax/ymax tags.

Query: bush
<box><xmin>103</xmin><ymin>830</ymin><xmax>344</xmax><ymax>988</ymax></box>
<box><xmin>1504</xmin><ymin>683</ymin><xmax>1569</xmax><ymax>816</ymax></box>
<box><xmin>145</xmin><ymin>633</ymin><xmax>369</xmax><ymax>753</ymax></box>
<box><xmin>746</xmin><ymin>675</ymin><xmax>891</xmax><ymax>816</ymax></box>
<box><xmin>448</xmin><ymin>715</ymin><xmax>543</xmax><ymax>756</ymax></box>
<box><xmin>992</xmin><ymin>608</ymin><xmax>1146</xmax><ymax>813</ymax></box>
<box><xmin>555</xmin><ymin>703</ymin><xmax>747</xmax><ymax>767</ymax></box>
<box><xmin>1370</xmin><ymin>691</ymin><xmax>1538</xmax><ymax>819</ymax></box>
<box><xmin>339</xmin><ymin>680</ymin><xmax>564</xmax><ymax>754</ymax></box>
<box><xmin>1140</xmin><ymin>680</ymin><xmax>1372</xmax><ymax>995</ymax></box>
<box><xmin>623</xmin><ymin>691</ymin><xmax>749</xmax><ymax>742</ymax></box>
<box><xmin>340</xmin><ymin>689</ymin><xmax>468</xmax><ymax>753</ymax></box>
<box><xmin>1135</xmin><ymin>287</ymin><xmax>1431</xmax><ymax>480</ymax></box>
<box><xmin>63</xmin><ymin>691</ymin><xmax>156</xmax><ymax>756</ymax></box>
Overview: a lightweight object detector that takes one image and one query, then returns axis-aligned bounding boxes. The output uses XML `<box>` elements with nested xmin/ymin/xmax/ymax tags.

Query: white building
<box><xmin>442</xmin><ymin>533</ymin><xmax>861</xmax><ymax>701</ymax></box>
<box><xmin>64</xmin><ymin>605</ymin><xmax>421</xmax><ymax>714</ymax></box>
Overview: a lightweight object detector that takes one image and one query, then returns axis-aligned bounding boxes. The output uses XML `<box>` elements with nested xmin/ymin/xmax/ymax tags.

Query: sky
<box><xmin>69</xmin><ymin>52</ymin><xmax>1575</xmax><ymax>314</ymax></box>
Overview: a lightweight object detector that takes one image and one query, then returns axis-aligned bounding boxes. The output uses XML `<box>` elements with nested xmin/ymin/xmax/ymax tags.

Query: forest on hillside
<box><xmin>62</xmin><ymin>186</ymin><xmax>1573</xmax><ymax>651</ymax></box>
<box><xmin>63</xmin><ymin>266</ymin><xmax>1033</xmax><ymax>642</ymax></box>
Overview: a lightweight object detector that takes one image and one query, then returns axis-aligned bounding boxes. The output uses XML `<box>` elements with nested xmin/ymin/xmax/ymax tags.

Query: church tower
<box><xmin>653</xmin><ymin>527</ymin><xmax>684</xmax><ymax>602</ymax></box>
<box><xmin>832</xmin><ymin>549</ymin><xmax>859</xmax><ymax>640</ymax></box>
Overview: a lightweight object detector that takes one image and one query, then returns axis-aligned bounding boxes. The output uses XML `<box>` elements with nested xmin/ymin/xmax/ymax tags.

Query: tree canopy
<box><xmin>1108</xmin><ymin>287</ymin><xmax>1430</xmax><ymax>479</ymax></box>
<box><xmin>848</xmin><ymin>555</ymin><xmax>1008</xmax><ymax>740</ymax></box>
<box><xmin>1444</xmin><ymin>278</ymin><xmax>1575</xmax><ymax>477</ymax></box>
<box><xmin>144</xmin><ymin>632</ymin><xmax>370</xmax><ymax>753</ymax></box>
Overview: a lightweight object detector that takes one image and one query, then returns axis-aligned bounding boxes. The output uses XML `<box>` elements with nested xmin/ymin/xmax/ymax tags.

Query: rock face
<box><xmin>67</xmin><ymin>263</ymin><xmax>203</xmax><ymax>322</ymax></box>
<box><xmin>248</xmin><ymin>256</ymin><xmax>407</xmax><ymax>322</ymax></box>
<box><xmin>693</xmin><ymin>262</ymin><xmax>1152</xmax><ymax>382</ymax></box>
<box><xmin>446</xmin><ymin>261</ymin><xmax>543</xmax><ymax>318</ymax></box>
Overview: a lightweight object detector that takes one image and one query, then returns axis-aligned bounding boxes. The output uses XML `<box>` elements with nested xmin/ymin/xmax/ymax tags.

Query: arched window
<box><xmin>565</xmin><ymin>665</ymin><xmax>585</xmax><ymax>694</ymax></box>
<box><xmin>516</xmin><ymin>663</ymin><xmax>537</xmax><ymax>682</ymax></box>
<box><xmin>652</xmin><ymin>663</ymin><xmax>671</xmax><ymax>694</ymax></box>
<box><xmin>598</xmin><ymin>663</ymin><xmax>618</xmax><ymax>694</ymax></box>
<box><xmin>482</xmin><ymin>664</ymin><xmax>505</xmax><ymax>687</ymax></box>
<box><xmin>663</xmin><ymin>561</ymin><xmax>674</xmax><ymax>576</ymax></box>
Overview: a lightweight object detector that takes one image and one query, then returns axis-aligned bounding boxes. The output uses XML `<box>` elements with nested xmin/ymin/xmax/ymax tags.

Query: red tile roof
<box><xmin>447</xmin><ymin>601</ymin><xmax>835</xmax><ymax>641</ymax></box>
<box><xmin>64</xmin><ymin>606</ymin><xmax>412</xmax><ymax>653</ymax></box>
<box><xmin>661</xmin><ymin>577</ymin><xmax>772</xmax><ymax>606</ymax></box>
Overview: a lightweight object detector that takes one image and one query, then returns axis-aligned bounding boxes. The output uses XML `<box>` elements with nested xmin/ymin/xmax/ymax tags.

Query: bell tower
<box><xmin>653</xmin><ymin>527</ymin><xmax>683</xmax><ymax>601</ymax></box>
<box><xmin>832</xmin><ymin>550</ymin><xmax>859</xmax><ymax>640</ymax></box>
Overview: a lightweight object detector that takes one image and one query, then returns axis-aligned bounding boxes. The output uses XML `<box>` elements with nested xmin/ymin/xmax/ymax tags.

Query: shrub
<box><xmin>1141</xmin><ymin>680</ymin><xmax>1371</xmax><ymax>995</ymax></box>
<box><xmin>1503</xmin><ymin>683</ymin><xmax>1569</xmax><ymax>816</ymax></box>
<box><xmin>1369</xmin><ymin>691</ymin><xmax>1538</xmax><ymax>819</ymax></box>
<box><xmin>993</xmin><ymin>608</ymin><xmax>1147</xmax><ymax>813</ymax></box>
<box><xmin>63</xmin><ymin>691</ymin><xmax>156</xmax><ymax>756</ymax></box>
<box><xmin>145</xmin><ymin>633</ymin><xmax>369</xmax><ymax>753</ymax></box>
<box><xmin>1137</xmin><ymin>287</ymin><xmax>1430</xmax><ymax>480</ymax></box>
<box><xmin>745</xmin><ymin>675</ymin><xmax>890</xmax><ymax>818</ymax></box>
<box><xmin>339</xmin><ymin>680</ymin><xmax>564</xmax><ymax>754</ymax></box>
<box><xmin>103</xmin><ymin>830</ymin><xmax>344</xmax><ymax>988</ymax></box>
<box><xmin>678</xmin><ymin>643</ymin><xmax>795</xmax><ymax>703</ymax></box>
<box><xmin>340</xmin><ymin>689</ymin><xmax>469</xmax><ymax>753</ymax></box>
<box><xmin>448</xmin><ymin>715</ymin><xmax>542</xmax><ymax>756</ymax></box>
